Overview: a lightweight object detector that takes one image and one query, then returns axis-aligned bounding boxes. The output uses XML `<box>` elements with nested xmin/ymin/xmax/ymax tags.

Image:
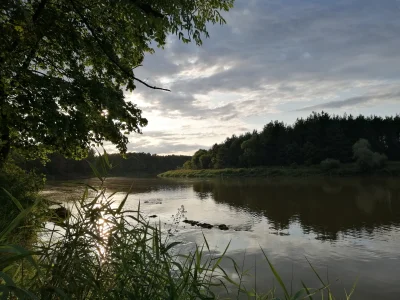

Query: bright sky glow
<box><xmin>106</xmin><ymin>0</ymin><xmax>400</xmax><ymax>155</ymax></box>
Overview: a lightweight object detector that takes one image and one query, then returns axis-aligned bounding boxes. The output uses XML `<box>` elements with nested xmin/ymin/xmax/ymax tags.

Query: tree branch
<box><xmin>32</xmin><ymin>0</ymin><xmax>49</xmax><ymax>23</ymax></box>
<box><xmin>31</xmin><ymin>69</ymin><xmax>49</xmax><ymax>77</ymax></box>
<box><xmin>69</xmin><ymin>0</ymin><xmax>171</xmax><ymax>92</ymax></box>
<box><xmin>131</xmin><ymin>76</ymin><xmax>170</xmax><ymax>92</ymax></box>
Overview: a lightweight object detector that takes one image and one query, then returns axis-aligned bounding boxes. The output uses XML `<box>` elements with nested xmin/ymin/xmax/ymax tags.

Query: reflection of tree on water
<box><xmin>192</xmin><ymin>181</ymin><xmax>214</xmax><ymax>200</ymax></box>
<box><xmin>192</xmin><ymin>180</ymin><xmax>265</xmax><ymax>229</ymax></box>
<box><xmin>321</xmin><ymin>179</ymin><xmax>343</xmax><ymax>194</ymax></box>
<box><xmin>103</xmin><ymin>178</ymin><xmax>193</xmax><ymax>194</ymax></box>
<box><xmin>355</xmin><ymin>183</ymin><xmax>392</xmax><ymax>214</ymax></box>
<box><xmin>192</xmin><ymin>178</ymin><xmax>400</xmax><ymax>241</ymax></box>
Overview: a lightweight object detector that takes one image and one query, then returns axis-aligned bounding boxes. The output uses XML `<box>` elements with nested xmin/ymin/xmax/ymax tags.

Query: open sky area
<box><xmin>107</xmin><ymin>0</ymin><xmax>400</xmax><ymax>155</ymax></box>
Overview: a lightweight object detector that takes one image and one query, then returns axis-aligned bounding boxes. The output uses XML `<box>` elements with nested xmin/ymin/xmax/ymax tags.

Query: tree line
<box><xmin>15</xmin><ymin>151</ymin><xmax>190</xmax><ymax>179</ymax></box>
<box><xmin>184</xmin><ymin>112</ymin><xmax>400</xmax><ymax>170</ymax></box>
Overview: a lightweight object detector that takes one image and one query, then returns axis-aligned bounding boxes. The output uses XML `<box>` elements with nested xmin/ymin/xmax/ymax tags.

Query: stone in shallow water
<box><xmin>198</xmin><ymin>223</ymin><xmax>213</xmax><ymax>229</ymax></box>
<box><xmin>54</xmin><ymin>206</ymin><xmax>69</xmax><ymax>219</ymax></box>
<box><xmin>49</xmin><ymin>206</ymin><xmax>70</xmax><ymax>223</ymax></box>
<box><xmin>183</xmin><ymin>219</ymin><xmax>199</xmax><ymax>226</ymax></box>
<box><xmin>218</xmin><ymin>224</ymin><xmax>229</xmax><ymax>231</ymax></box>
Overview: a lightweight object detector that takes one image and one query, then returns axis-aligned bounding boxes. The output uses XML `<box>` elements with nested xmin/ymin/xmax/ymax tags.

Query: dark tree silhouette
<box><xmin>184</xmin><ymin>112</ymin><xmax>400</xmax><ymax>169</ymax></box>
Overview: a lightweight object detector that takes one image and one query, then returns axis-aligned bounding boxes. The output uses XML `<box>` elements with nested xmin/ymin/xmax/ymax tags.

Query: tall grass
<box><xmin>0</xmin><ymin>152</ymin><xmax>357</xmax><ymax>299</ymax></box>
<box><xmin>1</xmin><ymin>162</ymin><xmax>231</xmax><ymax>299</ymax></box>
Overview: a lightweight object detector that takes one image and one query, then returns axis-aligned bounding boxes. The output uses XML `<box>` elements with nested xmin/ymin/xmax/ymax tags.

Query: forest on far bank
<box><xmin>13</xmin><ymin>152</ymin><xmax>190</xmax><ymax>179</ymax></box>
<box><xmin>183</xmin><ymin>112</ymin><xmax>400</xmax><ymax>171</ymax></box>
<box><xmin>13</xmin><ymin>111</ymin><xmax>400</xmax><ymax>178</ymax></box>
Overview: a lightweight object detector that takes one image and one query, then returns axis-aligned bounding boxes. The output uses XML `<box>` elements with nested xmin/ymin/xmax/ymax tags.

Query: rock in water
<box><xmin>53</xmin><ymin>206</ymin><xmax>69</xmax><ymax>219</ymax></box>
<box><xmin>198</xmin><ymin>223</ymin><xmax>213</xmax><ymax>229</ymax></box>
<box><xmin>183</xmin><ymin>219</ymin><xmax>199</xmax><ymax>226</ymax></box>
<box><xmin>218</xmin><ymin>224</ymin><xmax>229</xmax><ymax>231</ymax></box>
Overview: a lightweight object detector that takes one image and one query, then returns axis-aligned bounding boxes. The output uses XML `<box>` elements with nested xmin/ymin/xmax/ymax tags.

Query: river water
<box><xmin>45</xmin><ymin>177</ymin><xmax>400</xmax><ymax>299</ymax></box>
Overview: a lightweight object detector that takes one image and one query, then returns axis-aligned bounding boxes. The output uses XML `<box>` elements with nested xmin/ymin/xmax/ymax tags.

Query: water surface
<box><xmin>45</xmin><ymin>177</ymin><xmax>400</xmax><ymax>299</ymax></box>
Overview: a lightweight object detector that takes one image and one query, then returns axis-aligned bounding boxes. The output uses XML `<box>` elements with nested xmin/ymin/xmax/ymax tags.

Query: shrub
<box><xmin>320</xmin><ymin>158</ymin><xmax>340</xmax><ymax>171</ymax></box>
<box><xmin>199</xmin><ymin>153</ymin><xmax>212</xmax><ymax>169</ymax></box>
<box><xmin>182</xmin><ymin>160</ymin><xmax>192</xmax><ymax>169</ymax></box>
<box><xmin>0</xmin><ymin>161</ymin><xmax>45</xmax><ymax>246</ymax></box>
<box><xmin>352</xmin><ymin>139</ymin><xmax>387</xmax><ymax>172</ymax></box>
<box><xmin>0</xmin><ymin>161</ymin><xmax>44</xmax><ymax>202</ymax></box>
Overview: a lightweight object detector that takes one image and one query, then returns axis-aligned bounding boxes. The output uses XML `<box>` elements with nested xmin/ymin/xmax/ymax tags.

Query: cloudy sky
<box><xmin>110</xmin><ymin>0</ymin><xmax>400</xmax><ymax>155</ymax></box>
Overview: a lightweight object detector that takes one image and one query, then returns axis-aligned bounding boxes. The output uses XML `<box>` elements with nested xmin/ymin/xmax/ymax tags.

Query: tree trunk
<box><xmin>0</xmin><ymin>78</ymin><xmax>10</xmax><ymax>167</ymax></box>
<box><xmin>0</xmin><ymin>113</ymin><xmax>10</xmax><ymax>168</ymax></box>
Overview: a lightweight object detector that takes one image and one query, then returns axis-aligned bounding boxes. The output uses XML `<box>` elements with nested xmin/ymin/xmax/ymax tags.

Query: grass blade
<box><xmin>116</xmin><ymin>184</ymin><xmax>133</xmax><ymax>214</ymax></box>
<box><xmin>211</xmin><ymin>240</ymin><xmax>231</xmax><ymax>272</ymax></box>
<box><xmin>301</xmin><ymin>280</ymin><xmax>313</xmax><ymax>300</ymax></box>
<box><xmin>345</xmin><ymin>277</ymin><xmax>358</xmax><ymax>299</ymax></box>
<box><xmin>1</xmin><ymin>188</ymin><xmax>23</xmax><ymax>211</ymax></box>
<box><xmin>0</xmin><ymin>198</ymin><xmax>40</xmax><ymax>241</ymax></box>
<box><xmin>261</xmin><ymin>247</ymin><xmax>291</xmax><ymax>299</ymax></box>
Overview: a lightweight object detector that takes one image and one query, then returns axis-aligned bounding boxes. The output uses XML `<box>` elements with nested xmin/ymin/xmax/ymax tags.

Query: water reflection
<box><xmin>46</xmin><ymin>177</ymin><xmax>400</xmax><ymax>299</ymax></box>
<box><xmin>192</xmin><ymin>178</ymin><xmax>400</xmax><ymax>241</ymax></box>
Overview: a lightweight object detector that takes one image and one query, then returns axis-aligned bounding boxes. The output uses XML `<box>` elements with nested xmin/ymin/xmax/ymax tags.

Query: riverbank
<box><xmin>158</xmin><ymin>162</ymin><xmax>400</xmax><ymax>178</ymax></box>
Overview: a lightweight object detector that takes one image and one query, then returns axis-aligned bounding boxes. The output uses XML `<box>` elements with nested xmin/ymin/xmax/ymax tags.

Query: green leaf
<box><xmin>163</xmin><ymin>241</ymin><xmax>181</xmax><ymax>253</ymax></box>
<box><xmin>102</xmin><ymin>148</ymin><xmax>110</xmax><ymax>168</ymax></box>
<box><xmin>0</xmin><ymin>271</ymin><xmax>15</xmax><ymax>287</ymax></box>
<box><xmin>87</xmin><ymin>161</ymin><xmax>103</xmax><ymax>182</ymax></box>
<box><xmin>14</xmin><ymin>25</ymin><xmax>23</xmax><ymax>33</ymax></box>
<box><xmin>292</xmin><ymin>288</ymin><xmax>305</xmax><ymax>299</ymax></box>
<box><xmin>116</xmin><ymin>184</ymin><xmax>133</xmax><ymax>214</ymax></box>
<box><xmin>301</xmin><ymin>281</ymin><xmax>313</xmax><ymax>300</ymax></box>
<box><xmin>0</xmin><ymin>198</ymin><xmax>40</xmax><ymax>241</ymax></box>
<box><xmin>1</xmin><ymin>188</ymin><xmax>24</xmax><ymax>211</ymax></box>
<box><xmin>305</xmin><ymin>257</ymin><xmax>327</xmax><ymax>286</ymax></box>
<box><xmin>0</xmin><ymin>245</ymin><xmax>41</xmax><ymax>273</ymax></box>
<box><xmin>211</xmin><ymin>240</ymin><xmax>231</xmax><ymax>272</ymax></box>
<box><xmin>345</xmin><ymin>277</ymin><xmax>358</xmax><ymax>299</ymax></box>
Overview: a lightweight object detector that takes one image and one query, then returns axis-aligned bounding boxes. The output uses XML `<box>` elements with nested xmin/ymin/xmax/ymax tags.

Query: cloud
<box><xmin>297</xmin><ymin>91</ymin><xmax>400</xmax><ymax>111</ymax></box>
<box><xmin>127</xmin><ymin>142</ymin><xmax>209</xmax><ymax>155</ymax></box>
<box><xmin>118</xmin><ymin>0</ymin><xmax>400</xmax><ymax>154</ymax></box>
<box><xmin>135</xmin><ymin>0</ymin><xmax>400</xmax><ymax>109</ymax></box>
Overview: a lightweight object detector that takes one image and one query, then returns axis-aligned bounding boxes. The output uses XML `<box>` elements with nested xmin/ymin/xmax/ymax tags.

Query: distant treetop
<box><xmin>184</xmin><ymin>112</ymin><xmax>400</xmax><ymax>170</ymax></box>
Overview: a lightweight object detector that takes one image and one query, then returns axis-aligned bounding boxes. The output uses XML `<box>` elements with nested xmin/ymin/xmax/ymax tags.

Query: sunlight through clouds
<box><xmin>118</xmin><ymin>0</ymin><xmax>400</xmax><ymax>155</ymax></box>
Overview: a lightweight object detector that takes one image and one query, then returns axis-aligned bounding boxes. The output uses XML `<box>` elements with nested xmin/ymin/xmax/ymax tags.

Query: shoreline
<box><xmin>158</xmin><ymin>162</ymin><xmax>400</xmax><ymax>178</ymax></box>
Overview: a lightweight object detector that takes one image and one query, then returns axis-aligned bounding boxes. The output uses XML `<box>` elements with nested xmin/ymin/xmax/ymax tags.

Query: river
<box><xmin>44</xmin><ymin>177</ymin><xmax>400</xmax><ymax>299</ymax></box>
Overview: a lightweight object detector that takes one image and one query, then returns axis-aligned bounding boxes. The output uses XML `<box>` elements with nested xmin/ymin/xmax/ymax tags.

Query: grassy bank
<box><xmin>158</xmin><ymin>162</ymin><xmax>400</xmax><ymax>178</ymax></box>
